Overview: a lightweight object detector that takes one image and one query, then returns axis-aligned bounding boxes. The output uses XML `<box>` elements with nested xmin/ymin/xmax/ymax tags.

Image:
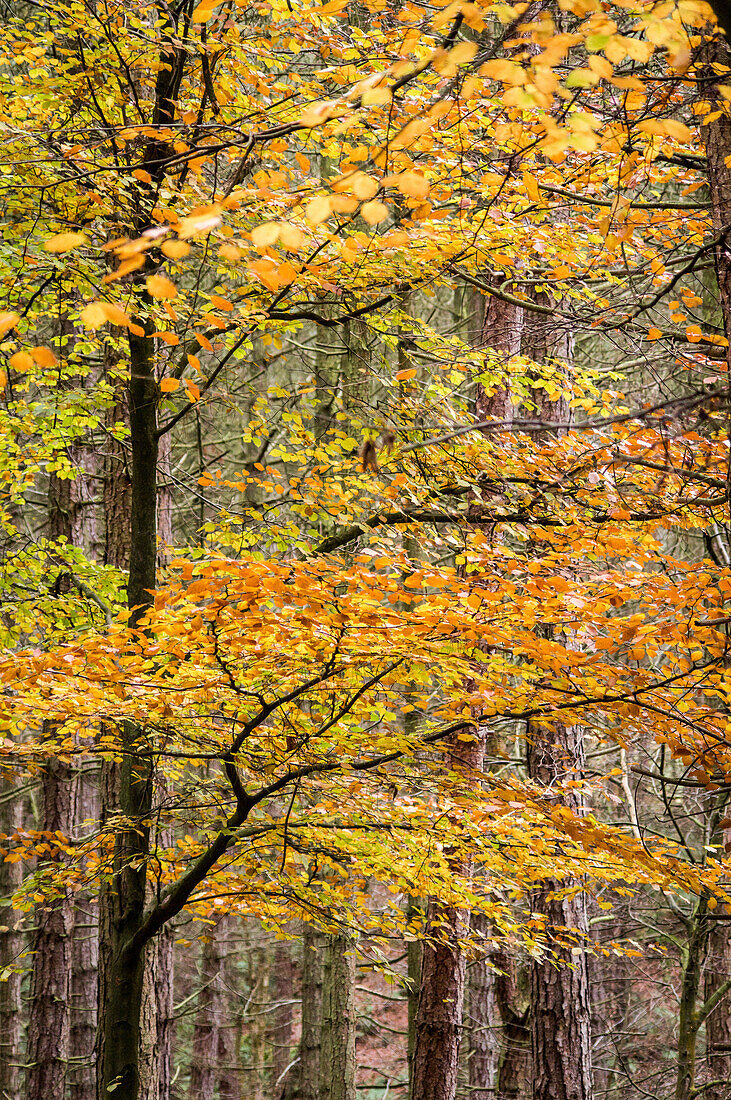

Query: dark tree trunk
<box><xmin>0</xmin><ymin>782</ymin><xmax>24</xmax><ymax>1100</ymax></box>
<box><xmin>466</xmin><ymin>914</ymin><xmax>500</xmax><ymax>1100</ymax></box>
<box><xmin>705</xmin><ymin>904</ymin><xmax>731</xmax><ymax>1100</ymax></box>
<box><xmin>70</xmin><ymin>767</ymin><xmax>100</xmax><ymax>1100</ymax></box>
<box><xmin>97</xmin><ymin>320</ymin><xmax>159</xmax><ymax>1100</ymax></box>
<box><xmin>25</xmin><ymin>758</ymin><xmax>73</xmax><ymax>1100</ymax></box>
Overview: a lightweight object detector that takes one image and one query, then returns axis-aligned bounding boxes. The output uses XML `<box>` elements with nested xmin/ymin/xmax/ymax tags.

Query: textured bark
<box><xmin>25</xmin><ymin>758</ymin><xmax>73</xmax><ymax>1100</ymax></box>
<box><xmin>271</xmin><ymin>939</ymin><xmax>298</xmax><ymax>1096</ymax></box>
<box><xmin>493</xmin><ymin>948</ymin><xmax>530</xmax><ymax>1100</ymax></box>
<box><xmin>189</xmin><ymin>919</ymin><xmax>231</xmax><ymax>1100</ymax></box>
<box><xmin>319</xmin><ymin>934</ymin><xmax>357</xmax><ymax>1100</ymax></box>
<box><xmin>139</xmin><ymin>924</ymin><xmax>174</xmax><ymax>1100</ymax></box>
<box><xmin>70</xmin><ymin>768</ymin><xmax>100</xmax><ymax>1100</ymax></box>
<box><xmin>705</xmin><ymin>909</ymin><xmax>731</xmax><ymax>1100</ymax></box>
<box><xmin>526</xmin><ymin>706</ymin><xmax>592</xmax><ymax>1100</ymax></box>
<box><xmin>0</xmin><ymin>783</ymin><xmax>24</xmax><ymax>1100</ymax></box>
<box><xmin>523</xmin><ymin>302</ymin><xmax>593</xmax><ymax>1100</ymax></box>
<box><xmin>298</xmin><ymin>926</ymin><xmax>325</xmax><ymax>1100</ymax></box>
<box><xmin>676</xmin><ymin>900</ymin><xmax>710</xmax><ymax>1100</ymax></box>
<box><xmin>466</xmin><ymin>914</ymin><xmax>500</xmax><ymax>1100</ymax></box>
<box><xmin>97</xmin><ymin>317</ymin><xmax>158</xmax><ymax>1100</ymax></box>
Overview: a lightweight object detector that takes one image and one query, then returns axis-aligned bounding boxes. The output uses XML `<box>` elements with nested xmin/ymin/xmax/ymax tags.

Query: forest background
<box><xmin>4</xmin><ymin>0</ymin><xmax>731</xmax><ymax>1098</ymax></box>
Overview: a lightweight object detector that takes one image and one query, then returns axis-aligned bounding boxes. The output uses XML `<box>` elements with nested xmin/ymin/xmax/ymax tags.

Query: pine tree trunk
<box><xmin>522</xmin><ymin>297</ymin><xmax>593</xmax><ymax>1100</ymax></box>
<box><xmin>299</xmin><ymin>926</ymin><xmax>325</xmax><ymax>1100</ymax></box>
<box><xmin>466</xmin><ymin>914</ymin><xmax>500</xmax><ymax>1100</ymax></box>
<box><xmin>70</xmin><ymin>766</ymin><xmax>100</xmax><ymax>1100</ymax></box>
<box><xmin>25</xmin><ymin>758</ymin><xmax>73</xmax><ymax>1100</ymax></box>
<box><xmin>189</xmin><ymin>919</ymin><xmax>231</xmax><ymax>1100</ymax></box>
<box><xmin>271</xmin><ymin>940</ymin><xmax>298</xmax><ymax>1097</ymax></box>
<box><xmin>0</xmin><ymin>782</ymin><xmax>24</xmax><ymax>1100</ymax></box>
<box><xmin>319</xmin><ymin>934</ymin><xmax>357</xmax><ymax>1100</ymax></box>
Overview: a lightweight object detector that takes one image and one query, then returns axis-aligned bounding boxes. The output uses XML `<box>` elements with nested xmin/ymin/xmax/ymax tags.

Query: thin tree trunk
<box><xmin>70</xmin><ymin>767</ymin><xmax>100</xmax><ymax>1100</ymax></box>
<box><xmin>319</xmin><ymin>934</ymin><xmax>357</xmax><ymax>1100</ymax></box>
<box><xmin>0</xmin><ymin>782</ymin><xmax>24</xmax><ymax>1100</ymax></box>
<box><xmin>676</xmin><ymin>899</ymin><xmax>710</xmax><ymax>1100</ymax></box>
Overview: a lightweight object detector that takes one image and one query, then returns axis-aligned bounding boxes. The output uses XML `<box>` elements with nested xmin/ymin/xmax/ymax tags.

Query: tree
<box><xmin>6</xmin><ymin>1</ymin><xmax>731</xmax><ymax>1098</ymax></box>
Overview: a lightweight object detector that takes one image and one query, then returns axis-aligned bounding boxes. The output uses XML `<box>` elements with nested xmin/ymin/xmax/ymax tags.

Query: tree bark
<box><xmin>70</xmin><ymin>767</ymin><xmax>100</xmax><ymax>1100</ymax></box>
<box><xmin>189</xmin><ymin>918</ymin><xmax>231</xmax><ymax>1100</ymax></box>
<box><xmin>0</xmin><ymin>782</ymin><xmax>24</xmax><ymax>1100</ymax></box>
<box><xmin>271</xmin><ymin>939</ymin><xmax>298</xmax><ymax>1097</ymax></box>
<box><xmin>97</xmin><ymin>319</ymin><xmax>158</xmax><ymax>1100</ymax></box>
<box><xmin>319</xmin><ymin>934</ymin><xmax>357</xmax><ymax>1100</ymax></box>
<box><xmin>705</xmin><ymin>908</ymin><xmax>731</xmax><ymax>1100</ymax></box>
<box><xmin>25</xmin><ymin>759</ymin><xmax>73</xmax><ymax>1100</ymax></box>
<box><xmin>466</xmin><ymin>914</ymin><xmax>500</xmax><ymax>1100</ymax></box>
<box><xmin>298</xmin><ymin>925</ymin><xmax>325</xmax><ymax>1100</ymax></box>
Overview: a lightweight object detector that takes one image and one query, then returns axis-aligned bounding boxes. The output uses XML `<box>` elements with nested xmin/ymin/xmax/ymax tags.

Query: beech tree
<box><xmin>5</xmin><ymin>0</ymin><xmax>731</xmax><ymax>1098</ymax></box>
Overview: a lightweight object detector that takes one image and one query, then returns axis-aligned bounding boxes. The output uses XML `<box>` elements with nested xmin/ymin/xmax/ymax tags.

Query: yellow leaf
<box><xmin>522</xmin><ymin>173</ymin><xmax>541</xmax><ymax>202</ymax></box>
<box><xmin>318</xmin><ymin>0</ymin><xmax>349</xmax><ymax>15</ymax></box>
<box><xmin>279</xmin><ymin>224</ymin><xmax>306</xmax><ymax>251</ymax></box>
<box><xmin>361</xmin><ymin>200</ymin><xmax>389</xmax><ymax>225</ymax></box>
<box><xmin>160</xmin><ymin>377</ymin><xmax>180</xmax><ymax>392</ymax></box>
<box><xmin>448</xmin><ymin>41</ymin><xmax>478</xmax><ymax>66</ymax></box>
<box><xmin>44</xmin><ymin>232</ymin><xmax>87</xmax><ymax>253</ymax></box>
<box><xmin>146</xmin><ymin>275</ymin><xmax>178</xmax><ymax>299</ymax></box>
<box><xmin>351</xmin><ymin>173</ymin><xmax>379</xmax><ymax>200</ymax></box>
<box><xmin>0</xmin><ymin>312</ymin><xmax>20</xmax><ymax>337</ymax></box>
<box><xmin>162</xmin><ymin>240</ymin><xmax>190</xmax><ymax>259</ymax></box>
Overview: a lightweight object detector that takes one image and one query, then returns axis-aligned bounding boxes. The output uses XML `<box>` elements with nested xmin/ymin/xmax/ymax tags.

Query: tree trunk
<box><xmin>25</xmin><ymin>758</ymin><xmax>73</xmax><ymax>1100</ymax></box>
<box><xmin>97</xmin><ymin>320</ymin><xmax>159</xmax><ymax>1100</ymax></box>
<box><xmin>466</xmin><ymin>914</ymin><xmax>500</xmax><ymax>1100</ymax></box>
<box><xmin>298</xmin><ymin>926</ymin><xmax>325</xmax><ymax>1100</ymax></box>
<box><xmin>189</xmin><ymin>919</ymin><xmax>231</xmax><ymax>1100</ymax></box>
<box><xmin>0</xmin><ymin>782</ymin><xmax>24</xmax><ymax>1100</ymax></box>
<box><xmin>521</xmin><ymin>299</ymin><xmax>593</xmax><ymax>1100</ymax></box>
<box><xmin>271</xmin><ymin>939</ymin><xmax>298</xmax><ymax>1097</ymax></box>
<box><xmin>676</xmin><ymin>899</ymin><xmax>710</xmax><ymax>1100</ymax></box>
<box><xmin>704</xmin><ymin>914</ymin><xmax>731</xmax><ymax>1100</ymax></box>
<box><xmin>319</xmin><ymin>934</ymin><xmax>357</xmax><ymax>1100</ymax></box>
<box><xmin>70</xmin><ymin>766</ymin><xmax>100</xmax><ymax>1100</ymax></box>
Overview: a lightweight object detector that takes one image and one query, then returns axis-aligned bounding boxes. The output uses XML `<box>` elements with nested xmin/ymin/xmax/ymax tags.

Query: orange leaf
<box><xmin>44</xmin><ymin>232</ymin><xmax>87</xmax><ymax>253</ymax></box>
<box><xmin>162</xmin><ymin>240</ymin><xmax>190</xmax><ymax>259</ymax></box>
<box><xmin>9</xmin><ymin>351</ymin><xmax>33</xmax><ymax>371</ymax></box>
<box><xmin>185</xmin><ymin>380</ymin><xmax>201</xmax><ymax>401</ymax></box>
<box><xmin>0</xmin><ymin>312</ymin><xmax>19</xmax><ymax>337</ymax></box>
<box><xmin>395</xmin><ymin>368</ymin><xmax>417</xmax><ymax>382</ymax></box>
<box><xmin>31</xmin><ymin>346</ymin><xmax>57</xmax><ymax>367</ymax></box>
<box><xmin>361</xmin><ymin>200</ymin><xmax>389</xmax><ymax>225</ymax></box>
<box><xmin>146</xmin><ymin>275</ymin><xmax>178</xmax><ymax>299</ymax></box>
<box><xmin>306</xmin><ymin>196</ymin><xmax>332</xmax><ymax>224</ymax></box>
<box><xmin>160</xmin><ymin>378</ymin><xmax>180</xmax><ymax>392</ymax></box>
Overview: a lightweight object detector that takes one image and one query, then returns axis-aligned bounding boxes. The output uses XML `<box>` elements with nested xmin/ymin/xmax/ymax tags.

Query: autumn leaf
<box><xmin>146</xmin><ymin>275</ymin><xmax>178</xmax><ymax>299</ymax></box>
<box><xmin>44</xmin><ymin>232</ymin><xmax>87</xmax><ymax>253</ymax></box>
